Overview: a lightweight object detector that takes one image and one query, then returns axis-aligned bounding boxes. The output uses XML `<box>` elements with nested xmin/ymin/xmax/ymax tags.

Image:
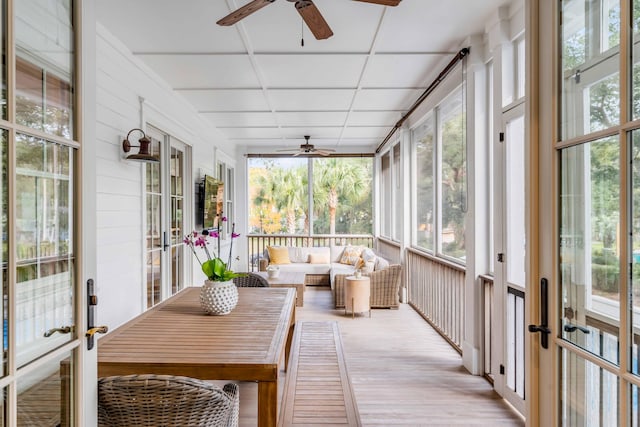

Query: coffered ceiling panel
<box><xmin>268</xmin><ymin>89</ymin><xmax>356</xmax><ymax>111</ymax></box>
<box><xmin>255</xmin><ymin>54</ymin><xmax>367</xmax><ymax>89</ymax></box>
<box><xmin>138</xmin><ymin>54</ymin><xmax>260</xmax><ymax>88</ymax></box>
<box><xmin>352</xmin><ymin>88</ymin><xmax>425</xmax><ymax>111</ymax></box>
<box><xmin>362</xmin><ymin>54</ymin><xmax>450</xmax><ymax>88</ymax></box>
<box><xmin>178</xmin><ymin>89</ymin><xmax>269</xmax><ymax>112</ymax></box>
<box><xmin>200</xmin><ymin>112</ymin><xmax>277</xmax><ymax>128</ymax></box>
<box><xmin>348</xmin><ymin>111</ymin><xmax>401</xmax><ymax>127</ymax></box>
<box><xmin>276</xmin><ymin>111</ymin><xmax>348</xmax><ymax>127</ymax></box>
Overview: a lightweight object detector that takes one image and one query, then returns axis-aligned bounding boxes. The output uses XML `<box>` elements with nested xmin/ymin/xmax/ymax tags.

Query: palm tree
<box><xmin>253</xmin><ymin>164</ymin><xmax>307</xmax><ymax>236</ymax></box>
<box><xmin>313</xmin><ymin>158</ymin><xmax>370</xmax><ymax>237</ymax></box>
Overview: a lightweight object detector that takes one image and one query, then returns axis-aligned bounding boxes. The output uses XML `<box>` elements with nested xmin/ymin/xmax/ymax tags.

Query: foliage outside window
<box><xmin>412</xmin><ymin>114</ymin><xmax>435</xmax><ymax>250</ymax></box>
<box><xmin>439</xmin><ymin>90</ymin><xmax>467</xmax><ymax>260</ymax></box>
<box><xmin>411</xmin><ymin>85</ymin><xmax>466</xmax><ymax>263</ymax></box>
<box><xmin>248</xmin><ymin>157</ymin><xmax>372</xmax><ymax>235</ymax></box>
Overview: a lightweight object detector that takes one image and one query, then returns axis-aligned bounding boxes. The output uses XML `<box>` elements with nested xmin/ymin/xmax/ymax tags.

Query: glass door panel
<box><xmin>15</xmin><ymin>134</ymin><xmax>74</xmax><ymax>367</ymax></box>
<box><xmin>561</xmin><ymin>348</ymin><xmax>619</xmax><ymax>426</ymax></box>
<box><xmin>17</xmin><ymin>350</ymin><xmax>74</xmax><ymax>425</ymax></box>
<box><xmin>560</xmin><ymin>137</ymin><xmax>619</xmax><ymax>365</ymax></box>
<box><xmin>169</xmin><ymin>145</ymin><xmax>184</xmax><ymax>295</ymax></box>
<box><xmin>506</xmin><ymin>114</ymin><xmax>526</xmax><ymax>288</ymax></box>
<box><xmin>560</xmin><ymin>0</ymin><xmax>620</xmax><ymax>140</ymax></box>
<box><xmin>145</xmin><ymin>138</ymin><xmax>162</xmax><ymax>308</ymax></box>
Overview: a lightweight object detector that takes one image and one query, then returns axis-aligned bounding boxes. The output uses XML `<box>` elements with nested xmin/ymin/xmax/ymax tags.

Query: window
<box><xmin>412</xmin><ymin>114</ymin><xmax>435</xmax><ymax>251</ymax></box>
<box><xmin>313</xmin><ymin>157</ymin><xmax>372</xmax><ymax>235</ymax></box>
<box><xmin>248</xmin><ymin>157</ymin><xmax>372</xmax><ymax>236</ymax></box>
<box><xmin>411</xmin><ymin>85</ymin><xmax>466</xmax><ymax>263</ymax></box>
<box><xmin>380</xmin><ymin>152</ymin><xmax>391</xmax><ymax>238</ymax></box>
<box><xmin>439</xmin><ymin>88</ymin><xmax>467</xmax><ymax>260</ymax></box>
<box><xmin>393</xmin><ymin>143</ymin><xmax>401</xmax><ymax>240</ymax></box>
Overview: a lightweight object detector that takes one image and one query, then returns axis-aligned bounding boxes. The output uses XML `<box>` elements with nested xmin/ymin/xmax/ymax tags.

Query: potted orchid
<box><xmin>184</xmin><ymin>215</ymin><xmax>245</xmax><ymax>315</ymax></box>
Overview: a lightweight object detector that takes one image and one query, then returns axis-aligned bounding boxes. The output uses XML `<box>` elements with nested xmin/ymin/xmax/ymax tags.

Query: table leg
<box><xmin>258</xmin><ymin>380</ymin><xmax>278</xmax><ymax>427</ymax></box>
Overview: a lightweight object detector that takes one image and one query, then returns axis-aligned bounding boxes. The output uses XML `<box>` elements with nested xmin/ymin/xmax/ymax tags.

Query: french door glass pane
<box><xmin>146</xmin><ymin>139</ymin><xmax>161</xmax><ymax>308</ymax></box>
<box><xmin>412</xmin><ymin>114</ymin><xmax>435</xmax><ymax>251</ymax></box>
<box><xmin>439</xmin><ymin>88</ymin><xmax>466</xmax><ymax>260</ymax></box>
<box><xmin>633</xmin><ymin>0</ymin><xmax>640</xmax><ymax>120</ymax></box>
<box><xmin>0</xmin><ymin>131</ymin><xmax>6</xmax><ymax>377</ymax></box>
<box><xmin>381</xmin><ymin>154</ymin><xmax>391</xmax><ymax>237</ymax></box>
<box><xmin>561</xmin><ymin>348</ymin><xmax>618</xmax><ymax>426</ymax></box>
<box><xmin>17</xmin><ymin>350</ymin><xmax>74</xmax><ymax>426</ymax></box>
<box><xmin>630</xmin><ymin>129</ymin><xmax>640</xmax><ymax>376</ymax></box>
<box><xmin>506</xmin><ymin>114</ymin><xmax>526</xmax><ymax>287</ymax></box>
<box><xmin>170</xmin><ymin>146</ymin><xmax>184</xmax><ymax>295</ymax></box>
<box><xmin>15</xmin><ymin>0</ymin><xmax>74</xmax><ymax>139</ymax></box>
<box><xmin>15</xmin><ymin>134</ymin><xmax>74</xmax><ymax>367</ymax></box>
<box><xmin>560</xmin><ymin>0</ymin><xmax>620</xmax><ymax>140</ymax></box>
<box><xmin>560</xmin><ymin>137</ymin><xmax>620</xmax><ymax>365</ymax></box>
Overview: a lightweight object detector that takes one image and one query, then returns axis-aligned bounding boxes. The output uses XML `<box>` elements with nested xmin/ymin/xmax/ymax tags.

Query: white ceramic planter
<box><xmin>199</xmin><ymin>280</ymin><xmax>239</xmax><ymax>315</ymax></box>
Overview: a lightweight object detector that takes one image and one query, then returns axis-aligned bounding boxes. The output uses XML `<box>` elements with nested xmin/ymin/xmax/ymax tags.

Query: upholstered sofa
<box><xmin>258</xmin><ymin>245</ymin><xmax>401</xmax><ymax>308</ymax></box>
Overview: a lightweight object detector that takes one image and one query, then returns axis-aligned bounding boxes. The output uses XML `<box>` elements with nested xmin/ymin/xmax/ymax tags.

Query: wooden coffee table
<box><xmin>256</xmin><ymin>271</ymin><xmax>306</xmax><ymax>307</ymax></box>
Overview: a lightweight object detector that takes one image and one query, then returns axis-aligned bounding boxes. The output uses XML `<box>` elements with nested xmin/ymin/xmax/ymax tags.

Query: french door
<box><xmin>495</xmin><ymin>104</ymin><xmax>527</xmax><ymax>414</ymax></box>
<box><xmin>144</xmin><ymin>126</ymin><xmax>190</xmax><ymax>309</ymax></box>
<box><xmin>535</xmin><ymin>0</ymin><xmax>639</xmax><ymax>425</ymax></box>
<box><xmin>0</xmin><ymin>0</ymin><xmax>97</xmax><ymax>425</ymax></box>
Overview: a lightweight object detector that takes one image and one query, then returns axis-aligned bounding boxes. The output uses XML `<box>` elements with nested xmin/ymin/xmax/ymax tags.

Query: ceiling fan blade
<box><xmin>295</xmin><ymin>1</ymin><xmax>333</xmax><ymax>40</ymax></box>
<box><xmin>292</xmin><ymin>151</ymin><xmax>303</xmax><ymax>157</ymax></box>
<box><xmin>217</xmin><ymin>0</ymin><xmax>275</xmax><ymax>26</ymax></box>
<box><xmin>315</xmin><ymin>150</ymin><xmax>333</xmax><ymax>156</ymax></box>
<box><xmin>352</xmin><ymin>0</ymin><xmax>401</xmax><ymax>6</ymax></box>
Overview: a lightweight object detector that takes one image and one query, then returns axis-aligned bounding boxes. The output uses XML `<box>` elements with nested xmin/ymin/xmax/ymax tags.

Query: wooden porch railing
<box><xmin>247</xmin><ymin>234</ymin><xmax>374</xmax><ymax>271</ymax></box>
<box><xmin>406</xmin><ymin>248</ymin><xmax>465</xmax><ymax>352</ymax></box>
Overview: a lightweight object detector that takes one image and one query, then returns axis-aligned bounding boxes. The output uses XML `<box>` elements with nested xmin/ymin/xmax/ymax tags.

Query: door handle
<box><xmin>86</xmin><ymin>326</ymin><xmax>108</xmax><ymax>338</ymax></box>
<box><xmin>44</xmin><ymin>326</ymin><xmax>73</xmax><ymax>337</ymax></box>
<box><xmin>528</xmin><ymin>277</ymin><xmax>551</xmax><ymax>349</ymax></box>
<box><xmin>163</xmin><ymin>231</ymin><xmax>169</xmax><ymax>251</ymax></box>
<box><xmin>563</xmin><ymin>323</ymin><xmax>590</xmax><ymax>334</ymax></box>
<box><xmin>87</xmin><ymin>279</ymin><xmax>108</xmax><ymax>350</ymax></box>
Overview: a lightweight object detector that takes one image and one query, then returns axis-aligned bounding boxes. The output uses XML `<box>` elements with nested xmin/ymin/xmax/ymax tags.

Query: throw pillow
<box><xmin>361</xmin><ymin>248</ymin><xmax>376</xmax><ymax>262</ymax></box>
<box><xmin>375</xmin><ymin>256</ymin><xmax>390</xmax><ymax>271</ymax></box>
<box><xmin>267</xmin><ymin>246</ymin><xmax>291</xmax><ymax>264</ymax></box>
<box><xmin>340</xmin><ymin>245</ymin><xmax>364</xmax><ymax>265</ymax></box>
<box><xmin>308</xmin><ymin>253</ymin><xmax>330</xmax><ymax>264</ymax></box>
<box><xmin>354</xmin><ymin>257</ymin><xmax>366</xmax><ymax>269</ymax></box>
<box><xmin>362</xmin><ymin>260</ymin><xmax>376</xmax><ymax>273</ymax></box>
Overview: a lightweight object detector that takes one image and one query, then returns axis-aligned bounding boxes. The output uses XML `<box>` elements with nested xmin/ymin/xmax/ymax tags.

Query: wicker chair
<box><xmin>333</xmin><ymin>264</ymin><xmax>402</xmax><ymax>309</ymax></box>
<box><xmin>233</xmin><ymin>272</ymin><xmax>269</xmax><ymax>287</ymax></box>
<box><xmin>98</xmin><ymin>374</ymin><xmax>239</xmax><ymax>427</ymax></box>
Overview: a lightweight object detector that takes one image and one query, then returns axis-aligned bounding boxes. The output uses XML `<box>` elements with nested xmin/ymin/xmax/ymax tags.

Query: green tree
<box><xmin>313</xmin><ymin>158</ymin><xmax>371</xmax><ymax>236</ymax></box>
<box><xmin>253</xmin><ymin>163</ymin><xmax>307</xmax><ymax>234</ymax></box>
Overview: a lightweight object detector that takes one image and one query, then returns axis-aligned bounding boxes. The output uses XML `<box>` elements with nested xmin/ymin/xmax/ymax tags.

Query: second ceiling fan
<box><xmin>217</xmin><ymin>0</ymin><xmax>401</xmax><ymax>40</ymax></box>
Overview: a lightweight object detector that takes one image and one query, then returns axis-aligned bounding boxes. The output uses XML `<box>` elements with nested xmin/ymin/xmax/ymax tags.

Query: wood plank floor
<box><xmin>225</xmin><ymin>286</ymin><xmax>525</xmax><ymax>426</ymax></box>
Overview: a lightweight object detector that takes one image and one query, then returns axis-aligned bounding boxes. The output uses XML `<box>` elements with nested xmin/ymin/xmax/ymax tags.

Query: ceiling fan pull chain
<box><xmin>301</xmin><ymin>18</ymin><xmax>305</xmax><ymax>47</ymax></box>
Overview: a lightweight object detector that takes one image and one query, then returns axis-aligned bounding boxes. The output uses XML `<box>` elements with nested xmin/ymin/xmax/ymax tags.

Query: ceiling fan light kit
<box><xmin>217</xmin><ymin>0</ymin><xmax>401</xmax><ymax>40</ymax></box>
<box><xmin>276</xmin><ymin>135</ymin><xmax>336</xmax><ymax>157</ymax></box>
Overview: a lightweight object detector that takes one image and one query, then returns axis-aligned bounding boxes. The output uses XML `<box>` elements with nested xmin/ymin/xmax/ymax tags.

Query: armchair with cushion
<box><xmin>333</xmin><ymin>264</ymin><xmax>402</xmax><ymax>309</ymax></box>
<box><xmin>98</xmin><ymin>374</ymin><xmax>239</xmax><ymax>427</ymax></box>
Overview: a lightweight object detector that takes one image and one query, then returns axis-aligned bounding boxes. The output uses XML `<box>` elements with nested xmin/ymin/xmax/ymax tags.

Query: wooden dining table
<box><xmin>97</xmin><ymin>286</ymin><xmax>296</xmax><ymax>427</ymax></box>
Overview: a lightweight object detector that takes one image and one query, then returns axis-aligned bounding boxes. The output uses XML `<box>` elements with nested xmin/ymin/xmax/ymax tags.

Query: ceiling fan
<box><xmin>276</xmin><ymin>136</ymin><xmax>336</xmax><ymax>156</ymax></box>
<box><xmin>217</xmin><ymin>0</ymin><xmax>402</xmax><ymax>40</ymax></box>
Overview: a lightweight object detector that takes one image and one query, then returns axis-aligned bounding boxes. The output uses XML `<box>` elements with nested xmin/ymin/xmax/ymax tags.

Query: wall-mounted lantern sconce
<box><xmin>122</xmin><ymin>128</ymin><xmax>159</xmax><ymax>163</ymax></box>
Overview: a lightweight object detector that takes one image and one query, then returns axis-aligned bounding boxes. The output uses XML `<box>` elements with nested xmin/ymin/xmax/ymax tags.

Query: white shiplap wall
<box><xmin>95</xmin><ymin>23</ymin><xmax>235</xmax><ymax>330</ymax></box>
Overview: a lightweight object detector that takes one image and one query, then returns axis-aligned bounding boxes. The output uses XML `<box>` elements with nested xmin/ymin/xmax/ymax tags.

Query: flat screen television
<box><xmin>200</xmin><ymin>175</ymin><xmax>224</xmax><ymax>229</ymax></box>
